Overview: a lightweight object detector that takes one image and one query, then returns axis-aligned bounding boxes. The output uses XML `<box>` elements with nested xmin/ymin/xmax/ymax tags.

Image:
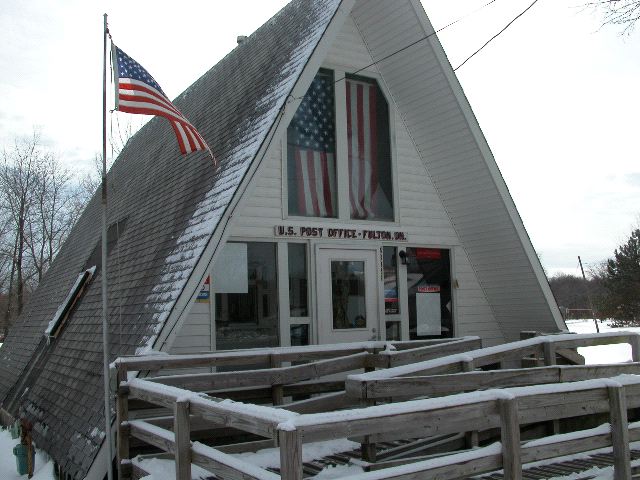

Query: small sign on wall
<box><xmin>196</xmin><ymin>276</ymin><xmax>210</xmax><ymax>303</ymax></box>
<box><xmin>212</xmin><ymin>243</ymin><xmax>248</xmax><ymax>293</ymax></box>
<box><xmin>416</xmin><ymin>284</ymin><xmax>441</xmax><ymax>335</ymax></box>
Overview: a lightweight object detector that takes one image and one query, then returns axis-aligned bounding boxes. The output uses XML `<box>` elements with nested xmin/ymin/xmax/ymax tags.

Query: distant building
<box><xmin>0</xmin><ymin>0</ymin><xmax>565</xmax><ymax>478</ymax></box>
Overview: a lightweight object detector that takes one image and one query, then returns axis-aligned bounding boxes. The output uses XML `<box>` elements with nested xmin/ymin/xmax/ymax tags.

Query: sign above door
<box><xmin>275</xmin><ymin>225</ymin><xmax>408</xmax><ymax>242</ymax></box>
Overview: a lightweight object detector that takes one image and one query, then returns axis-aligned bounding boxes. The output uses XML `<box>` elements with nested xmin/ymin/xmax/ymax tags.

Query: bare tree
<box><xmin>587</xmin><ymin>0</ymin><xmax>640</xmax><ymax>33</ymax></box>
<box><xmin>0</xmin><ymin>132</ymin><xmax>83</xmax><ymax>335</ymax></box>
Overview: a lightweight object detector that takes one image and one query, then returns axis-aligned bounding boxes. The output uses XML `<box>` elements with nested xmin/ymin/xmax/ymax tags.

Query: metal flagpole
<box><xmin>102</xmin><ymin>13</ymin><xmax>114</xmax><ymax>480</ymax></box>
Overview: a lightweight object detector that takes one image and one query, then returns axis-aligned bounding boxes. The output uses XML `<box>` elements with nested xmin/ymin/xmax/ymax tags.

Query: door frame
<box><xmin>314</xmin><ymin>243</ymin><xmax>384</xmax><ymax>344</ymax></box>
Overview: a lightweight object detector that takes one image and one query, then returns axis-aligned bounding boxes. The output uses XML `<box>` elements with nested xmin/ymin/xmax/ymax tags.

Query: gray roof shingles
<box><xmin>0</xmin><ymin>0</ymin><xmax>341</xmax><ymax>477</ymax></box>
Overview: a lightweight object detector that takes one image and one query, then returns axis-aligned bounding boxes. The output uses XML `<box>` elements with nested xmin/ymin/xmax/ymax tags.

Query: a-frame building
<box><xmin>0</xmin><ymin>0</ymin><xmax>565</xmax><ymax>478</ymax></box>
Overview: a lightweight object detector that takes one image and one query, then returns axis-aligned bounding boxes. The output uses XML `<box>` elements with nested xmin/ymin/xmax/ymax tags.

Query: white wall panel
<box><xmin>351</xmin><ymin>0</ymin><xmax>563</xmax><ymax>341</ymax></box>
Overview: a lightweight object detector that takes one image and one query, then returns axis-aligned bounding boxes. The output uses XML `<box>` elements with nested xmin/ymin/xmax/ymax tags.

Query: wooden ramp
<box><xmin>116</xmin><ymin>333</ymin><xmax>640</xmax><ymax>480</ymax></box>
<box><xmin>477</xmin><ymin>448</ymin><xmax>640</xmax><ymax>479</ymax></box>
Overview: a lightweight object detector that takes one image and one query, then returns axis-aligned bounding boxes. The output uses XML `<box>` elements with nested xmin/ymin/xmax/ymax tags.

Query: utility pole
<box><xmin>578</xmin><ymin>255</ymin><xmax>599</xmax><ymax>333</ymax></box>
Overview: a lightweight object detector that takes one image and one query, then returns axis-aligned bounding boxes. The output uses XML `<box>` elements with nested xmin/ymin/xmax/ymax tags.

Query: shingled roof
<box><xmin>0</xmin><ymin>0</ymin><xmax>342</xmax><ymax>477</ymax></box>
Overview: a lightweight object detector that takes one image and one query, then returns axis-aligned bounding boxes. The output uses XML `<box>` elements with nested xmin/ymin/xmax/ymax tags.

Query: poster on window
<box><xmin>416</xmin><ymin>286</ymin><xmax>441</xmax><ymax>336</ymax></box>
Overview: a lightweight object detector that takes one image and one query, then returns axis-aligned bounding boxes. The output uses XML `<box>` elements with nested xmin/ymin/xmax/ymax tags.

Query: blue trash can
<box><xmin>13</xmin><ymin>443</ymin><xmax>34</xmax><ymax>476</ymax></box>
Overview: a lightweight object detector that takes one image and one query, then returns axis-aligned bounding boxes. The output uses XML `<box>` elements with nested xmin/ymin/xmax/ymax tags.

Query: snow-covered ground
<box><xmin>0</xmin><ymin>429</ymin><xmax>55</xmax><ymax>480</ymax></box>
<box><xmin>1</xmin><ymin>319</ymin><xmax>638</xmax><ymax>479</ymax></box>
<box><xmin>565</xmin><ymin>319</ymin><xmax>640</xmax><ymax>364</ymax></box>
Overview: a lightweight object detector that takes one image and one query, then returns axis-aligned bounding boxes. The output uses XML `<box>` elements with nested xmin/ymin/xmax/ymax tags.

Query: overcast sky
<box><xmin>1</xmin><ymin>0</ymin><xmax>638</xmax><ymax>276</ymax></box>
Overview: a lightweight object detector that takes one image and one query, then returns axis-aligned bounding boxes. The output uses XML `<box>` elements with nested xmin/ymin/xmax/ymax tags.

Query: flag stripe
<box><xmin>347</xmin><ymin>79</ymin><xmax>378</xmax><ymax>219</ymax></box>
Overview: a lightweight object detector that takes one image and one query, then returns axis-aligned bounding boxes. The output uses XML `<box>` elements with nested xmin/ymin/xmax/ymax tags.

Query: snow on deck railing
<box><xmin>348</xmin><ymin>332</ymin><xmax>640</xmax><ymax>382</ymax></box>
<box><xmin>113</xmin><ymin>336</ymin><xmax>481</xmax><ymax>372</ymax></box>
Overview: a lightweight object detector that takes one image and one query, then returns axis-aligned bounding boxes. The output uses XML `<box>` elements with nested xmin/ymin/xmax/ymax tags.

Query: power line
<box><xmin>341</xmin><ymin>0</ymin><xmax>499</xmax><ymax>81</ymax></box>
<box><xmin>289</xmin><ymin>0</ymin><xmax>501</xmax><ymax>100</ymax></box>
<box><xmin>454</xmin><ymin>0</ymin><xmax>542</xmax><ymax>71</ymax></box>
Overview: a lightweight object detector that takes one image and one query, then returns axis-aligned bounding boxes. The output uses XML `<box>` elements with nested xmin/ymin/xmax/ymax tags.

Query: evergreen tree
<box><xmin>597</xmin><ymin>229</ymin><xmax>640</xmax><ymax>324</ymax></box>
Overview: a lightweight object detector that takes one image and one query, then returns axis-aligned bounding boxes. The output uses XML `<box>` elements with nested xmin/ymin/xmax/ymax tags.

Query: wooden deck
<box><xmin>114</xmin><ymin>332</ymin><xmax>640</xmax><ymax>480</ymax></box>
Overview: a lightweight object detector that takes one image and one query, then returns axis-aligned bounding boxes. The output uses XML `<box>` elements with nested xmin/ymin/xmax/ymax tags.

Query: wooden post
<box><xmin>608</xmin><ymin>385</ymin><xmax>631</xmax><ymax>480</ymax></box>
<box><xmin>543</xmin><ymin>340</ymin><xmax>556</xmax><ymax>366</ymax></box>
<box><xmin>498</xmin><ymin>397</ymin><xmax>522</xmax><ymax>480</ymax></box>
<box><xmin>116</xmin><ymin>367</ymin><xmax>131</xmax><ymax>480</ymax></box>
<box><xmin>630</xmin><ymin>335</ymin><xmax>640</xmax><ymax>362</ymax></box>
<box><xmin>174</xmin><ymin>400</ymin><xmax>191</xmax><ymax>480</ymax></box>
<box><xmin>278</xmin><ymin>429</ymin><xmax>303</xmax><ymax>480</ymax></box>
<box><xmin>462</xmin><ymin>359</ymin><xmax>478</xmax><ymax>447</ymax></box>
<box><xmin>360</xmin><ymin>396</ymin><xmax>377</xmax><ymax>463</ymax></box>
<box><xmin>270</xmin><ymin>355</ymin><xmax>284</xmax><ymax>406</ymax></box>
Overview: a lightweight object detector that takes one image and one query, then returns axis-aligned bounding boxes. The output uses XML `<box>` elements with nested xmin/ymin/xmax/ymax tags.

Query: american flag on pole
<box><xmin>112</xmin><ymin>45</ymin><xmax>211</xmax><ymax>156</ymax></box>
<box><xmin>288</xmin><ymin>72</ymin><xmax>336</xmax><ymax>217</ymax></box>
<box><xmin>346</xmin><ymin>78</ymin><xmax>378</xmax><ymax>219</ymax></box>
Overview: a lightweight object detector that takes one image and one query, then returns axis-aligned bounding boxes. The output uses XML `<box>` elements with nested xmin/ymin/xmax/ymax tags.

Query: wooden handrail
<box><xmin>126</xmin><ymin>378</ymin><xmax>291</xmax><ymax>438</ymax></box>
<box><xmin>346</xmin><ymin>332</ymin><xmax>640</xmax><ymax>385</ymax></box>
<box><xmin>274</xmin><ymin>376</ymin><xmax>640</xmax><ymax>478</ymax></box>
<box><xmin>113</xmin><ymin>338</ymin><xmax>479</xmax><ymax>373</ymax></box>
<box><xmin>146</xmin><ymin>352</ymin><xmax>369</xmax><ymax>392</ymax></box>
<box><xmin>127</xmin><ymin>420</ymin><xmax>278</xmax><ymax>480</ymax></box>
<box><xmin>346</xmin><ymin>362</ymin><xmax>640</xmax><ymax>400</ymax></box>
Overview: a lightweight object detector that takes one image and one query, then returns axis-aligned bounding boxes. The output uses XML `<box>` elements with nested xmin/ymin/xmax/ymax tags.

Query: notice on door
<box><xmin>416</xmin><ymin>290</ymin><xmax>441</xmax><ymax>336</ymax></box>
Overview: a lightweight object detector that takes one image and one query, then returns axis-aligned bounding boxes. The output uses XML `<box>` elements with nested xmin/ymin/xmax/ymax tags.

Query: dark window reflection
<box><xmin>383</xmin><ymin>246</ymin><xmax>399</xmax><ymax>315</ymax></box>
<box><xmin>215</xmin><ymin>243</ymin><xmax>279</xmax><ymax>350</ymax></box>
<box><xmin>406</xmin><ymin>248</ymin><xmax>452</xmax><ymax>339</ymax></box>
<box><xmin>290</xmin><ymin>324</ymin><xmax>309</xmax><ymax>346</ymax></box>
<box><xmin>331</xmin><ymin>260</ymin><xmax>367</xmax><ymax>329</ymax></box>
<box><xmin>288</xmin><ymin>243</ymin><xmax>308</xmax><ymax>317</ymax></box>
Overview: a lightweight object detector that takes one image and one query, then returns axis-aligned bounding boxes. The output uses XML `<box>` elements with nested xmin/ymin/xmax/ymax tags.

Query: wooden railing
<box><xmin>115</xmin><ymin>338</ymin><xmax>482</xmax><ymax>479</ymax></box>
<box><xmin>115</xmin><ymin>333</ymin><xmax>640</xmax><ymax>480</ymax></box>
<box><xmin>346</xmin><ymin>331</ymin><xmax>640</xmax><ymax>401</ymax></box>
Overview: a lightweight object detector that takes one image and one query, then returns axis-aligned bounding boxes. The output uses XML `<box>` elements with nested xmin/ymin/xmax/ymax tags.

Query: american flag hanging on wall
<box><xmin>112</xmin><ymin>45</ymin><xmax>211</xmax><ymax>156</ymax></box>
<box><xmin>288</xmin><ymin>73</ymin><xmax>336</xmax><ymax>217</ymax></box>
<box><xmin>346</xmin><ymin>78</ymin><xmax>378</xmax><ymax>219</ymax></box>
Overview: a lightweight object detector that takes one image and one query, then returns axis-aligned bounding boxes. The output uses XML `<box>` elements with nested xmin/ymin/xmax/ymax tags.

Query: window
<box><xmin>346</xmin><ymin>76</ymin><xmax>393</xmax><ymax>221</ymax></box>
<box><xmin>331</xmin><ymin>260</ymin><xmax>367</xmax><ymax>329</ymax></box>
<box><xmin>288</xmin><ymin>243</ymin><xmax>308</xmax><ymax>317</ymax></box>
<box><xmin>287</xmin><ymin>69</ymin><xmax>337</xmax><ymax>218</ymax></box>
<box><xmin>286</xmin><ymin>69</ymin><xmax>394</xmax><ymax>221</ymax></box>
<box><xmin>406</xmin><ymin>248</ymin><xmax>453</xmax><ymax>339</ymax></box>
<box><xmin>214</xmin><ymin>243</ymin><xmax>279</xmax><ymax>350</ymax></box>
<box><xmin>45</xmin><ymin>266</ymin><xmax>95</xmax><ymax>341</ymax></box>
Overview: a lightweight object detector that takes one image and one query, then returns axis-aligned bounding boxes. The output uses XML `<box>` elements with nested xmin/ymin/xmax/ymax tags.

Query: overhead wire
<box><xmin>454</xmin><ymin>0</ymin><xmax>542</xmax><ymax>71</ymax></box>
<box><xmin>341</xmin><ymin>0</ymin><xmax>500</xmax><ymax>80</ymax></box>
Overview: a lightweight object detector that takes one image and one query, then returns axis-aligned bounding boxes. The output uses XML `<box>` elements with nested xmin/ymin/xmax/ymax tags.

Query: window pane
<box><xmin>383</xmin><ymin>246</ymin><xmax>399</xmax><ymax>315</ymax></box>
<box><xmin>287</xmin><ymin>69</ymin><xmax>337</xmax><ymax>218</ymax></box>
<box><xmin>290</xmin><ymin>324</ymin><xmax>309</xmax><ymax>346</ymax></box>
<box><xmin>346</xmin><ymin>76</ymin><xmax>393</xmax><ymax>221</ymax></box>
<box><xmin>406</xmin><ymin>248</ymin><xmax>452</xmax><ymax>339</ymax></box>
<box><xmin>288</xmin><ymin>243</ymin><xmax>308</xmax><ymax>317</ymax></box>
<box><xmin>331</xmin><ymin>260</ymin><xmax>367</xmax><ymax>329</ymax></box>
<box><xmin>215</xmin><ymin>243</ymin><xmax>279</xmax><ymax>350</ymax></box>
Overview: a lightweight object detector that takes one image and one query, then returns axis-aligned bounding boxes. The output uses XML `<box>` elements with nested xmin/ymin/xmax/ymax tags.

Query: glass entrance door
<box><xmin>316</xmin><ymin>248</ymin><xmax>379</xmax><ymax>344</ymax></box>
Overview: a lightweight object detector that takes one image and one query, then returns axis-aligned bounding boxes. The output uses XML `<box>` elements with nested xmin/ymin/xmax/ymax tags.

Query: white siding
<box><xmin>169</xmin><ymin>299</ymin><xmax>212</xmax><ymax>354</ymax></box>
<box><xmin>351</xmin><ymin>0</ymin><xmax>562</xmax><ymax>340</ymax></box>
<box><xmin>229</xmin><ymin>13</ymin><xmax>504</xmax><ymax>345</ymax></box>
